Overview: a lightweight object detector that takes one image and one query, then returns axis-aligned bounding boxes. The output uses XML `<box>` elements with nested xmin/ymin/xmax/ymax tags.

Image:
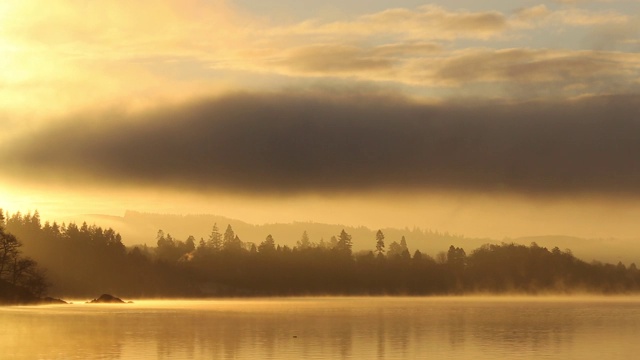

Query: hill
<box><xmin>72</xmin><ymin>211</ymin><xmax>640</xmax><ymax>265</ymax></box>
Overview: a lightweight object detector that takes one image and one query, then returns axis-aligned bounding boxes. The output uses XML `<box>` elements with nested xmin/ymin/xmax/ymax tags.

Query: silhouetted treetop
<box><xmin>336</xmin><ymin>229</ymin><xmax>353</xmax><ymax>255</ymax></box>
<box><xmin>259</xmin><ymin>234</ymin><xmax>276</xmax><ymax>254</ymax></box>
<box><xmin>4</xmin><ymin>210</ymin><xmax>640</xmax><ymax>298</ymax></box>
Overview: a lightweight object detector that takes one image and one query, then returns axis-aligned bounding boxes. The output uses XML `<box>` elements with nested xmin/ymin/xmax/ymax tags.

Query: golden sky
<box><xmin>1</xmin><ymin>0</ymin><xmax>640</xmax><ymax>239</ymax></box>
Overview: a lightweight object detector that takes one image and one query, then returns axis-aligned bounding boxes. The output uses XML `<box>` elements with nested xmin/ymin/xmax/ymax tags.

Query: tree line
<box><xmin>3</xmin><ymin>210</ymin><xmax>640</xmax><ymax>298</ymax></box>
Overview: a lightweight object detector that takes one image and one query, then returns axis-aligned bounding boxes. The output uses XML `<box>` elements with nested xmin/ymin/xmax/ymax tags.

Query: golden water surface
<box><xmin>1</xmin><ymin>297</ymin><xmax>639</xmax><ymax>359</ymax></box>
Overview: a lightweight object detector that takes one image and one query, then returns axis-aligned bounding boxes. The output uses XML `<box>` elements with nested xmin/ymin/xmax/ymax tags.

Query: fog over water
<box><xmin>2</xmin><ymin>297</ymin><xmax>640</xmax><ymax>359</ymax></box>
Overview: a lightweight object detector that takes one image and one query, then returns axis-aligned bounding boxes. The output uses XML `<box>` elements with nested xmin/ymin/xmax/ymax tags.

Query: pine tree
<box><xmin>400</xmin><ymin>236</ymin><xmax>410</xmax><ymax>259</ymax></box>
<box><xmin>222</xmin><ymin>224</ymin><xmax>235</xmax><ymax>250</ymax></box>
<box><xmin>259</xmin><ymin>234</ymin><xmax>276</xmax><ymax>253</ymax></box>
<box><xmin>336</xmin><ymin>229</ymin><xmax>353</xmax><ymax>255</ymax></box>
<box><xmin>207</xmin><ymin>223</ymin><xmax>222</xmax><ymax>251</ymax></box>
<box><xmin>375</xmin><ymin>230</ymin><xmax>385</xmax><ymax>256</ymax></box>
<box><xmin>297</xmin><ymin>231</ymin><xmax>311</xmax><ymax>249</ymax></box>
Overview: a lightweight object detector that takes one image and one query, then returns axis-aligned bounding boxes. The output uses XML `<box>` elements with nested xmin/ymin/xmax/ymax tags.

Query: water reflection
<box><xmin>2</xmin><ymin>297</ymin><xmax>640</xmax><ymax>359</ymax></box>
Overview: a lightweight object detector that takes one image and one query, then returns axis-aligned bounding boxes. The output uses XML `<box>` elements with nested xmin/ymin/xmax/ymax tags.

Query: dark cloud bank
<box><xmin>4</xmin><ymin>92</ymin><xmax>640</xmax><ymax>196</ymax></box>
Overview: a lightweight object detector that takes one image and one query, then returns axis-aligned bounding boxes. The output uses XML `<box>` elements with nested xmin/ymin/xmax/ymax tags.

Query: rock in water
<box><xmin>89</xmin><ymin>294</ymin><xmax>125</xmax><ymax>303</ymax></box>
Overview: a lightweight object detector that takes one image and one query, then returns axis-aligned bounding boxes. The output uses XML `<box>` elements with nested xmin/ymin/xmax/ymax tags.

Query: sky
<box><xmin>1</xmin><ymin>0</ymin><xmax>640</xmax><ymax>239</ymax></box>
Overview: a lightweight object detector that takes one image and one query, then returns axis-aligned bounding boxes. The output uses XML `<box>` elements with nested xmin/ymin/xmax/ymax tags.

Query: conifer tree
<box><xmin>375</xmin><ymin>230</ymin><xmax>385</xmax><ymax>256</ymax></box>
<box><xmin>208</xmin><ymin>223</ymin><xmax>222</xmax><ymax>251</ymax></box>
<box><xmin>336</xmin><ymin>229</ymin><xmax>353</xmax><ymax>255</ymax></box>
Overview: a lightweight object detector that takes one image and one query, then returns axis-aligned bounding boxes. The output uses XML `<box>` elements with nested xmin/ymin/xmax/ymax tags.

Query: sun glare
<box><xmin>0</xmin><ymin>183</ymin><xmax>38</xmax><ymax>215</ymax></box>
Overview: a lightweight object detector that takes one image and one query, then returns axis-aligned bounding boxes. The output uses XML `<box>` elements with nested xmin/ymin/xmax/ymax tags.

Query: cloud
<box><xmin>273</xmin><ymin>44</ymin><xmax>394</xmax><ymax>75</ymax></box>
<box><xmin>2</xmin><ymin>0</ymin><xmax>243</xmax><ymax>58</ymax></box>
<box><xmin>3</xmin><ymin>91</ymin><xmax>640</xmax><ymax>197</ymax></box>
<box><xmin>226</xmin><ymin>5</ymin><xmax>639</xmax><ymax>95</ymax></box>
<box><xmin>555</xmin><ymin>8</ymin><xmax>630</xmax><ymax>26</ymax></box>
<box><xmin>552</xmin><ymin>0</ymin><xmax>616</xmax><ymax>4</ymax></box>
<box><xmin>511</xmin><ymin>4</ymin><xmax>630</xmax><ymax>28</ymax></box>
<box><xmin>585</xmin><ymin>17</ymin><xmax>640</xmax><ymax>50</ymax></box>
<box><xmin>1</xmin><ymin>0</ymin><xmax>636</xmax><ymax>125</ymax></box>
<box><xmin>277</xmin><ymin>5</ymin><xmax>509</xmax><ymax>41</ymax></box>
<box><xmin>268</xmin><ymin>46</ymin><xmax>640</xmax><ymax>97</ymax></box>
<box><xmin>0</xmin><ymin>0</ymin><xmax>250</xmax><ymax>121</ymax></box>
<box><xmin>512</xmin><ymin>5</ymin><xmax>553</xmax><ymax>26</ymax></box>
<box><xmin>276</xmin><ymin>5</ymin><xmax>630</xmax><ymax>43</ymax></box>
<box><xmin>428</xmin><ymin>49</ymin><xmax>638</xmax><ymax>86</ymax></box>
<box><xmin>270</xmin><ymin>42</ymin><xmax>441</xmax><ymax>76</ymax></box>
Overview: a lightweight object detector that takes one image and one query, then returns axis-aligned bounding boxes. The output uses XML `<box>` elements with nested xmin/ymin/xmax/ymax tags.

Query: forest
<box><xmin>2</xmin><ymin>210</ymin><xmax>640</xmax><ymax>301</ymax></box>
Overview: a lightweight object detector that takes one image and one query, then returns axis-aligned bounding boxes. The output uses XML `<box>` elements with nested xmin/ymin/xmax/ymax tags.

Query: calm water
<box><xmin>2</xmin><ymin>297</ymin><xmax>640</xmax><ymax>359</ymax></box>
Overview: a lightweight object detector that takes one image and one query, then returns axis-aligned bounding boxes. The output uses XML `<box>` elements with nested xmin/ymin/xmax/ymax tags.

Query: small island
<box><xmin>88</xmin><ymin>294</ymin><xmax>127</xmax><ymax>304</ymax></box>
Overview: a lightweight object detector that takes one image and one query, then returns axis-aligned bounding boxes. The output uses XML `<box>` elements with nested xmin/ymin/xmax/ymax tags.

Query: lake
<box><xmin>2</xmin><ymin>297</ymin><xmax>640</xmax><ymax>359</ymax></box>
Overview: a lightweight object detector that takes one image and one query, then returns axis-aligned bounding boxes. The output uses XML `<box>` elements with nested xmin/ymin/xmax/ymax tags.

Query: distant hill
<box><xmin>510</xmin><ymin>235</ymin><xmax>635</xmax><ymax>265</ymax></box>
<box><xmin>76</xmin><ymin>211</ymin><xmax>484</xmax><ymax>255</ymax></box>
<box><xmin>74</xmin><ymin>211</ymin><xmax>640</xmax><ymax>265</ymax></box>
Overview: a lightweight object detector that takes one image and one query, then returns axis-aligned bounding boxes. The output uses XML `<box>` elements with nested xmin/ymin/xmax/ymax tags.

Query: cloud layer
<box><xmin>4</xmin><ymin>92</ymin><xmax>640</xmax><ymax>197</ymax></box>
<box><xmin>2</xmin><ymin>1</ymin><xmax>637</xmax><ymax>126</ymax></box>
